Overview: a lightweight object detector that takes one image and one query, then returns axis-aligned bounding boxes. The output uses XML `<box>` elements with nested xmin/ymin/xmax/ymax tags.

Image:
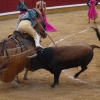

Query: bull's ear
<box><xmin>26</xmin><ymin>53</ymin><xmax>37</xmax><ymax>58</ymax></box>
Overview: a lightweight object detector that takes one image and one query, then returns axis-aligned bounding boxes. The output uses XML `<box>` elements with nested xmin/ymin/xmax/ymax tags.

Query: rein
<box><xmin>35</xmin><ymin>29</ymin><xmax>42</xmax><ymax>34</ymax></box>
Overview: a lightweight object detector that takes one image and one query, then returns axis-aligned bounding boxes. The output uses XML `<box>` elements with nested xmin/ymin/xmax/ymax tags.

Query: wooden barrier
<box><xmin>0</xmin><ymin>4</ymin><xmax>100</xmax><ymax>21</ymax></box>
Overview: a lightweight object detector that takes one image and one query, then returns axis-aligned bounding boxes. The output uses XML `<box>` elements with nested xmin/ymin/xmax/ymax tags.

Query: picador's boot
<box><xmin>35</xmin><ymin>32</ymin><xmax>43</xmax><ymax>49</ymax></box>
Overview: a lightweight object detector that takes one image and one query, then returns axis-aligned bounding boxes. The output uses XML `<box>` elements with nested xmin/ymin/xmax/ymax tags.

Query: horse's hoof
<box><xmin>23</xmin><ymin>77</ymin><xmax>28</xmax><ymax>80</ymax></box>
<box><xmin>16</xmin><ymin>80</ymin><xmax>21</xmax><ymax>84</ymax></box>
<box><xmin>11</xmin><ymin>81</ymin><xmax>19</xmax><ymax>88</ymax></box>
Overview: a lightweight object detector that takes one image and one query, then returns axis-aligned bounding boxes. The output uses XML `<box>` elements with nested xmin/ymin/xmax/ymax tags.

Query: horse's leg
<box><xmin>16</xmin><ymin>75</ymin><xmax>21</xmax><ymax>83</ymax></box>
<box><xmin>23</xmin><ymin>68</ymin><xmax>29</xmax><ymax>80</ymax></box>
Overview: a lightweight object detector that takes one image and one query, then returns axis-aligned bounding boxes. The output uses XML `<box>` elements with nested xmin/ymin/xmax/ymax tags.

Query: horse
<box><xmin>0</xmin><ymin>21</ymin><xmax>47</xmax><ymax>87</ymax></box>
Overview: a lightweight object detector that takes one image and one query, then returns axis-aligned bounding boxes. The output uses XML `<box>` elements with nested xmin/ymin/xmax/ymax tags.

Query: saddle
<box><xmin>2</xmin><ymin>31</ymin><xmax>35</xmax><ymax>57</ymax></box>
<box><xmin>12</xmin><ymin>31</ymin><xmax>35</xmax><ymax>46</ymax></box>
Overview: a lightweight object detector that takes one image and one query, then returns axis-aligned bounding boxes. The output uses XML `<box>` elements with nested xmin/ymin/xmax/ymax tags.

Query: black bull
<box><xmin>26</xmin><ymin>27</ymin><xmax>100</xmax><ymax>88</ymax></box>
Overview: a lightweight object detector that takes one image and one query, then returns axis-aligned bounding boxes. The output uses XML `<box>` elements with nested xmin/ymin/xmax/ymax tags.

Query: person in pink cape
<box><xmin>87</xmin><ymin>0</ymin><xmax>98</xmax><ymax>23</ymax></box>
<box><xmin>36</xmin><ymin>0</ymin><xmax>57</xmax><ymax>32</ymax></box>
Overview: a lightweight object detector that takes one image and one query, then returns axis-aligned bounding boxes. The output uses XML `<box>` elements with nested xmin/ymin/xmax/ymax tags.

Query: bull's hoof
<box><xmin>56</xmin><ymin>82</ymin><xmax>59</xmax><ymax>85</ymax></box>
<box><xmin>50</xmin><ymin>84</ymin><xmax>55</xmax><ymax>88</ymax></box>
<box><xmin>50</xmin><ymin>82</ymin><xmax>59</xmax><ymax>88</ymax></box>
<box><xmin>50</xmin><ymin>85</ymin><xmax>55</xmax><ymax>88</ymax></box>
<box><xmin>74</xmin><ymin>74</ymin><xmax>78</xmax><ymax>78</ymax></box>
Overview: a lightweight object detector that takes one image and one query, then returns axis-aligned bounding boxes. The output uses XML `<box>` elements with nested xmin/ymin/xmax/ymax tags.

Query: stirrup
<box><xmin>36</xmin><ymin>46</ymin><xmax>43</xmax><ymax>51</ymax></box>
<box><xmin>36</xmin><ymin>43</ymin><xmax>43</xmax><ymax>49</ymax></box>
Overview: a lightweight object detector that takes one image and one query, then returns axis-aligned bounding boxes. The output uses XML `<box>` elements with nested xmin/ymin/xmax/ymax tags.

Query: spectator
<box><xmin>87</xmin><ymin>0</ymin><xmax>98</xmax><ymax>6</ymax></box>
<box><xmin>17</xmin><ymin>0</ymin><xmax>28</xmax><ymax>15</ymax></box>
<box><xmin>15</xmin><ymin>9</ymin><xmax>27</xmax><ymax>30</ymax></box>
<box><xmin>36</xmin><ymin>0</ymin><xmax>57</xmax><ymax>32</ymax></box>
<box><xmin>87</xmin><ymin>0</ymin><xmax>98</xmax><ymax>23</ymax></box>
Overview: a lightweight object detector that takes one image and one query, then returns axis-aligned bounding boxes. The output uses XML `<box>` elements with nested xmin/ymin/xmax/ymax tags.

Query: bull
<box><xmin>27</xmin><ymin>42</ymin><xmax>100</xmax><ymax>88</ymax></box>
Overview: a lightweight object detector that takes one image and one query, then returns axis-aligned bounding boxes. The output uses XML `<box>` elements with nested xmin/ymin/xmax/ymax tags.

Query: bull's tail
<box><xmin>91</xmin><ymin>27</ymin><xmax>100</xmax><ymax>41</ymax></box>
<box><xmin>91</xmin><ymin>45</ymin><xmax>100</xmax><ymax>50</ymax></box>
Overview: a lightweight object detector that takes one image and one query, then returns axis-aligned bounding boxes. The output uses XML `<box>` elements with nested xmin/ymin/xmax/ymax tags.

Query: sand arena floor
<box><xmin>0</xmin><ymin>10</ymin><xmax>100</xmax><ymax>100</ymax></box>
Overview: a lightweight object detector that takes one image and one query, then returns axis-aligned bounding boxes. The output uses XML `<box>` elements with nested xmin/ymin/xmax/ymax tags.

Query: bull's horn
<box><xmin>26</xmin><ymin>53</ymin><xmax>37</xmax><ymax>58</ymax></box>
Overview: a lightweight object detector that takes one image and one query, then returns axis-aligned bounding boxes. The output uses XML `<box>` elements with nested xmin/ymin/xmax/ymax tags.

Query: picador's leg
<box><xmin>35</xmin><ymin>32</ymin><xmax>43</xmax><ymax>48</ymax></box>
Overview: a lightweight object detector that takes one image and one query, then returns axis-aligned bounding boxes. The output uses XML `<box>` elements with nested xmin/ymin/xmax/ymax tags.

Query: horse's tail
<box><xmin>92</xmin><ymin>27</ymin><xmax>100</xmax><ymax>41</ymax></box>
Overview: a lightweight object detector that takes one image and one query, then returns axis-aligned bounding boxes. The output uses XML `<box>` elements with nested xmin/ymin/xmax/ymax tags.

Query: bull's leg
<box><xmin>23</xmin><ymin>69</ymin><xmax>29</xmax><ymax>80</ymax></box>
<box><xmin>74</xmin><ymin>65</ymin><xmax>87</xmax><ymax>78</ymax></box>
<box><xmin>50</xmin><ymin>70</ymin><xmax>61</xmax><ymax>88</ymax></box>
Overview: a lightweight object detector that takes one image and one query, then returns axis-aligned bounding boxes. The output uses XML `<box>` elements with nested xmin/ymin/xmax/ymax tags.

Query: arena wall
<box><xmin>1</xmin><ymin>0</ymin><xmax>100</xmax><ymax>13</ymax></box>
<box><xmin>0</xmin><ymin>1</ymin><xmax>100</xmax><ymax>20</ymax></box>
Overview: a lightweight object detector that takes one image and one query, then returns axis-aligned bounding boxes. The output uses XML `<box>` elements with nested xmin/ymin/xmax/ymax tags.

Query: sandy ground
<box><xmin>0</xmin><ymin>9</ymin><xmax>100</xmax><ymax>100</ymax></box>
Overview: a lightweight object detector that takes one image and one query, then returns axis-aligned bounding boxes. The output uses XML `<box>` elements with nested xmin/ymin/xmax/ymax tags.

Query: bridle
<box><xmin>34</xmin><ymin>22</ymin><xmax>46</xmax><ymax>38</ymax></box>
<box><xmin>34</xmin><ymin>21</ymin><xmax>57</xmax><ymax>46</ymax></box>
<box><xmin>35</xmin><ymin>28</ymin><xmax>45</xmax><ymax>35</ymax></box>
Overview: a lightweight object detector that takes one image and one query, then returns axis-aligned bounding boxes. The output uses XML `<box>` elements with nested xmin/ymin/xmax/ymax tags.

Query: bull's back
<box><xmin>40</xmin><ymin>42</ymin><xmax>94</xmax><ymax>64</ymax></box>
<box><xmin>51</xmin><ymin>43</ymin><xmax>93</xmax><ymax>61</ymax></box>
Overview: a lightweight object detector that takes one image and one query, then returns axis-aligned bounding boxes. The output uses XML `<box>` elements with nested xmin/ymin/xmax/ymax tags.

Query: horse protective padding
<box><xmin>0</xmin><ymin>45</ymin><xmax>35</xmax><ymax>82</ymax></box>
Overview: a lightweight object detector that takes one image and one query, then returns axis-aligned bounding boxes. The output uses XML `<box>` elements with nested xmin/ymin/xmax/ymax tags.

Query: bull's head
<box><xmin>26</xmin><ymin>52</ymin><xmax>42</xmax><ymax>71</ymax></box>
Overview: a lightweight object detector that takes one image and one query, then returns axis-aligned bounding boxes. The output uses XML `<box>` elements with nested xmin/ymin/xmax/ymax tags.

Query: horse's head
<box><xmin>34</xmin><ymin>21</ymin><xmax>47</xmax><ymax>38</ymax></box>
